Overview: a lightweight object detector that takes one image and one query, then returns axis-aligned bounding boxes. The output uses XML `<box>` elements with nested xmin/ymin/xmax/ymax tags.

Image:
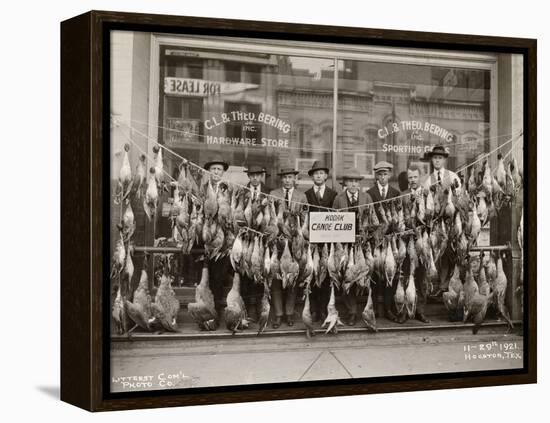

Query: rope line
<box><xmin>113</xmin><ymin>117</ymin><xmax>522</xmax><ymax>213</ymax></box>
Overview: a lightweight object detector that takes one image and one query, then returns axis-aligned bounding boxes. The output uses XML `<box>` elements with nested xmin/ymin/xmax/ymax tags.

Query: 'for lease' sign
<box><xmin>309</xmin><ymin>212</ymin><xmax>356</xmax><ymax>243</ymax></box>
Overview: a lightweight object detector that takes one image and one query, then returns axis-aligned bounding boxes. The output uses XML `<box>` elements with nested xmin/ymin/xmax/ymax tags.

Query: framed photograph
<box><xmin>61</xmin><ymin>10</ymin><xmax>536</xmax><ymax>411</ymax></box>
<box><xmin>295</xmin><ymin>158</ymin><xmax>317</xmax><ymax>185</ymax></box>
<box><xmin>354</xmin><ymin>152</ymin><xmax>376</xmax><ymax>179</ymax></box>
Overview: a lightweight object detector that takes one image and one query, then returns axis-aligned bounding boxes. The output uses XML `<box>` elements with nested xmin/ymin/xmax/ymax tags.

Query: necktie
<box><xmin>285</xmin><ymin>188</ymin><xmax>290</xmax><ymax>208</ymax></box>
<box><xmin>253</xmin><ymin>187</ymin><xmax>258</xmax><ymax>201</ymax></box>
<box><xmin>351</xmin><ymin>193</ymin><xmax>357</xmax><ymax>206</ymax></box>
<box><xmin>381</xmin><ymin>186</ymin><xmax>386</xmax><ymax>199</ymax></box>
<box><xmin>315</xmin><ymin>187</ymin><xmax>322</xmax><ymax>202</ymax></box>
<box><xmin>437</xmin><ymin>171</ymin><xmax>442</xmax><ymax>184</ymax></box>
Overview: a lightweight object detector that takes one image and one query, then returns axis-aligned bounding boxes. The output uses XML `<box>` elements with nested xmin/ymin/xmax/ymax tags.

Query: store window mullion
<box><xmin>331</xmin><ymin>57</ymin><xmax>339</xmax><ymax>188</ymax></box>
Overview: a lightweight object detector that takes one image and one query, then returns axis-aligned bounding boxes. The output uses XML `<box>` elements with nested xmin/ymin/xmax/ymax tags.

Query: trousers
<box><xmin>271</xmin><ymin>279</ymin><xmax>298</xmax><ymax>317</ymax></box>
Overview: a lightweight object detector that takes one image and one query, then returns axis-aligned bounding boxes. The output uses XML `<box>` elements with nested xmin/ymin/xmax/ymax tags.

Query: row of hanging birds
<box><xmin>443</xmin><ymin>250</ymin><xmax>514</xmax><ymax>334</ymax></box>
<box><xmin>111</xmin><ymin>141</ymin><xmax>523</xmax><ymax>337</ymax></box>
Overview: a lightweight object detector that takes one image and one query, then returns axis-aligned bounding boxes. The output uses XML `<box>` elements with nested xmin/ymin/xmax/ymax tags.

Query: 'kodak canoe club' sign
<box><xmin>378</xmin><ymin>120</ymin><xmax>458</xmax><ymax>154</ymax></box>
<box><xmin>204</xmin><ymin>111</ymin><xmax>291</xmax><ymax>149</ymax></box>
<box><xmin>309</xmin><ymin>212</ymin><xmax>356</xmax><ymax>243</ymax></box>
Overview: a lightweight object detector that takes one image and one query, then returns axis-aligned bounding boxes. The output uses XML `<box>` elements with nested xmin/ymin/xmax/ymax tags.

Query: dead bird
<box><xmin>257</xmin><ymin>282</ymin><xmax>271</xmax><ymax>336</ymax></box>
<box><xmin>125</xmin><ymin>264</ymin><xmax>153</xmax><ymax>334</ymax></box>
<box><xmin>224</xmin><ymin>272</ymin><xmax>248</xmax><ymax>333</ymax></box>
<box><xmin>150</xmin><ymin>273</ymin><xmax>180</xmax><ymax>332</ymax></box>
<box><xmin>361</xmin><ymin>281</ymin><xmax>378</xmax><ymax>332</ymax></box>
<box><xmin>188</xmin><ymin>258</ymin><xmax>218</xmax><ymax>331</ymax></box>
<box><xmin>322</xmin><ymin>283</ymin><xmax>344</xmax><ymax>334</ymax></box>
<box><xmin>302</xmin><ymin>283</ymin><xmax>315</xmax><ymax>338</ymax></box>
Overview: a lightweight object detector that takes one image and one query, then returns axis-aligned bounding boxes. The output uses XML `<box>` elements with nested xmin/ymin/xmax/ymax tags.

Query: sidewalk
<box><xmin>110</xmin><ymin>326</ymin><xmax>523</xmax><ymax>392</ymax></box>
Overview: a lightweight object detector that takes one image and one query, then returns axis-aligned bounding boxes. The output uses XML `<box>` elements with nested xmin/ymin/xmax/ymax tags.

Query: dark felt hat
<box><xmin>244</xmin><ymin>164</ymin><xmax>266</xmax><ymax>174</ymax></box>
<box><xmin>204</xmin><ymin>155</ymin><xmax>229</xmax><ymax>171</ymax></box>
<box><xmin>340</xmin><ymin>168</ymin><xmax>365</xmax><ymax>181</ymax></box>
<box><xmin>427</xmin><ymin>145</ymin><xmax>449</xmax><ymax>158</ymax></box>
<box><xmin>277</xmin><ymin>167</ymin><xmax>299</xmax><ymax>176</ymax></box>
<box><xmin>307</xmin><ymin>160</ymin><xmax>330</xmax><ymax>176</ymax></box>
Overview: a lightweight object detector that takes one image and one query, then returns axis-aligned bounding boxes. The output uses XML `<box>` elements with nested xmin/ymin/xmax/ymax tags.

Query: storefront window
<box><xmin>335</xmin><ymin>60</ymin><xmax>492</xmax><ymax>190</ymax></box>
<box><xmin>157</xmin><ymin>47</ymin><xmax>335</xmax><ymax>201</ymax></box>
<box><xmin>130</xmin><ymin>42</ymin><xmax>504</xmax><ymax>283</ymax></box>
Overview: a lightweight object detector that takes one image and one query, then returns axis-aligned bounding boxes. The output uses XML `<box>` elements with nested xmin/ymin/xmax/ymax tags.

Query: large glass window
<box><xmin>335</xmin><ymin>60</ymin><xmax>492</xmax><ymax>190</ymax></box>
<box><xmin>157</xmin><ymin>47</ymin><xmax>335</xmax><ymax>202</ymax></box>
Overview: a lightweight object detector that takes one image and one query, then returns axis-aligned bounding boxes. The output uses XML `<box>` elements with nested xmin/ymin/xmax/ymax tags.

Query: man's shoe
<box><xmin>416</xmin><ymin>313</ymin><xmax>431</xmax><ymax>323</ymax></box>
<box><xmin>286</xmin><ymin>315</ymin><xmax>294</xmax><ymax>327</ymax></box>
<box><xmin>347</xmin><ymin>313</ymin><xmax>357</xmax><ymax>326</ymax></box>
<box><xmin>385</xmin><ymin>309</ymin><xmax>398</xmax><ymax>322</ymax></box>
<box><xmin>272</xmin><ymin>316</ymin><xmax>282</xmax><ymax>329</ymax></box>
<box><xmin>431</xmin><ymin>288</ymin><xmax>444</xmax><ymax>298</ymax></box>
<box><xmin>397</xmin><ymin>313</ymin><xmax>407</xmax><ymax>324</ymax></box>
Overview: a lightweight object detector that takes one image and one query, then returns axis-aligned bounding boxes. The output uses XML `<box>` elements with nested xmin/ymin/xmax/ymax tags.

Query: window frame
<box><xmin>147</xmin><ymin>34</ymin><xmax>498</xmax><ymax>187</ymax></box>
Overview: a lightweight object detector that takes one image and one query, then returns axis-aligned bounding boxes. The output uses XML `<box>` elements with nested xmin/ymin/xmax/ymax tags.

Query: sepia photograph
<box><xmin>108</xmin><ymin>29</ymin><xmax>526</xmax><ymax>395</ymax></box>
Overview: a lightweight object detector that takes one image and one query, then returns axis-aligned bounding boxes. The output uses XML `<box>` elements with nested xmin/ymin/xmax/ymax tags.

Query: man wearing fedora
<box><xmin>269</xmin><ymin>167</ymin><xmax>308</xmax><ymax>328</ymax></box>
<box><xmin>423</xmin><ymin>145</ymin><xmax>461</xmax><ymax>298</ymax></box>
<box><xmin>423</xmin><ymin>145</ymin><xmax>461</xmax><ymax>191</ymax></box>
<box><xmin>202</xmin><ymin>154</ymin><xmax>229</xmax><ymax>196</ymax></box>
<box><xmin>401</xmin><ymin>164</ymin><xmax>430</xmax><ymax>323</ymax></box>
<box><xmin>245</xmin><ymin>164</ymin><xmax>270</xmax><ymax>202</ymax></box>
<box><xmin>332</xmin><ymin>168</ymin><xmax>373</xmax><ymax>326</ymax></box>
<box><xmin>202</xmin><ymin>155</ymin><xmax>231</xmax><ymax>319</ymax></box>
<box><xmin>304</xmin><ymin>160</ymin><xmax>337</xmax><ymax>323</ymax></box>
<box><xmin>367</xmin><ymin>161</ymin><xmax>401</xmax><ymax>322</ymax></box>
<box><xmin>241</xmin><ymin>164</ymin><xmax>271</xmax><ymax>321</ymax></box>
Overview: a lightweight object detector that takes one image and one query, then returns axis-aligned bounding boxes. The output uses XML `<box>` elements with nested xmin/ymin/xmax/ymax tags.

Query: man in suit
<box><xmin>202</xmin><ymin>155</ymin><xmax>231</xmax><ymax>318</ymax></box>
<box><xmin>270</xmin><ymin>167</ymin><xmax>308</xmax><ymax>328</ymax></box>
<box><xmin>366</xmin><ymin>161</ymin><xmax>401</xmax><ymax>214</ymax></box>
<box><xmin>304</xmin><ymin>161</ymin><xmax>337</xmax><ymax>323</ymax></box>
<box><xmin>332</xmin><ymin>168</ymin><xmax>373</xmax><ymax>326</ymax></box>
<box><xmin>367</xmin><ymin>161</ymin><xmax>401</xmax><ymax>322</ymax></box>
<box><xmin>423</xmin><ymin>145</ymin><xmax>460</xmax><ymax>297</ymax></box>
<box><xmin>202</xmin><ymin>154</ymin><xmax>228</xmax><ymax>196</ymax></box>
<box><xmin>245</xmin><ymin>164</ymin><xmax>271</xmax><ymax>202</ymax></box>
<box><xmin>241</xmin><ymin>164</ymin><xmax>271</xmax><ymax>321</ymax></box>
<box><xmin>423</xmin><ymin>145</ymin><xmax>461</xmax><ymax>191</ymax></box>
<box><xmin>400</xmin><ymin>164</ymin><xmax>430</xmax><ymax>323</ymax></box>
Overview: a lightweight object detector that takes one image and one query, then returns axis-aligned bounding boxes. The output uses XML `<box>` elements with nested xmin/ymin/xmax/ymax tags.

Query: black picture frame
<box><xmin>60</xmin><ymin>10</ymin><xmax>537</xmax><ymax>411</ymax></box>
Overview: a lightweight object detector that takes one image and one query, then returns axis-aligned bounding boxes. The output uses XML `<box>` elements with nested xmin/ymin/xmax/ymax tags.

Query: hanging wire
<box><xmin>113</xmin><ymin>117</ymin><xmax>523</xmax><ymax>213</ymax></box>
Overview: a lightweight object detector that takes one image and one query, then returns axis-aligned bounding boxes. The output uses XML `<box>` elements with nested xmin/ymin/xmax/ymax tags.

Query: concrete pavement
<box><xmin>110</xmin><ymin>326</ymin><xmax>523</xmax><ymax>393</ymax></box>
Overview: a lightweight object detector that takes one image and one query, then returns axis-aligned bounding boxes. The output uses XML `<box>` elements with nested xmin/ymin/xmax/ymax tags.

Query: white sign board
<box><xmin>309</xmin><ymin>212</ymin><xmax>356</xmax><ymax>243</ymax></box>
<box><xmin>164</xmin><ymin>77</ymin><xmax>258</xmax><ymax>97</ymax></box>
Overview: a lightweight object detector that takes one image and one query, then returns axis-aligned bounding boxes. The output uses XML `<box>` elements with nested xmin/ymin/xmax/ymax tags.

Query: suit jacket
<box><xmin>367</xmin><ymin>183</ymin><xmax>401</xmax><ymax>222</ymax></box>
<box><xmin>423</xmin><ymin>168</ymin><xmax>461</xmax><ymax>191</ymax></box>
<box><xmin>247</xmin><ymin>182</ymin><xmax>271</xmax><ymax>200</ymax></box>
<box><xmin>305</xmin><ymin>185</ymin><xmax>337</xmax><ymax>212</ymax></box>
<box><xmin>332</xmin><ymin>190</ymin><xmax>372</xmax><ymax>210</ymax></box>
<box><xmin>332</xmin><ymin>190</ymin><xmax>372</xmax><ymax>234</ymax></box>
<box><xmin>270</xmin><ymin>187</ymin><xmax>308</xmax><ymax>217</ymax></box>
<box><xmin>367</xmin><ymin>183</ymin><xmax>400</xmax><ymax>203</ymax></box>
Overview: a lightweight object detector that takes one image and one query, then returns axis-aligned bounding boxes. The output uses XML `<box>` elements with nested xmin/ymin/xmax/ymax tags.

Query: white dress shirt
<box><xmin>314</xmin><ymin>184</ymin><xmax>326</xmax><ymax>200</ymax></box>
<box><xmin>346</xmin><ymin>189</ymin><xmax>359</xmax><ymax>204</ymax></box>
<box><xmin>377</xmin><ymin>181</ymin><xmax>389</xmax><ymax>198</ymax></box>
